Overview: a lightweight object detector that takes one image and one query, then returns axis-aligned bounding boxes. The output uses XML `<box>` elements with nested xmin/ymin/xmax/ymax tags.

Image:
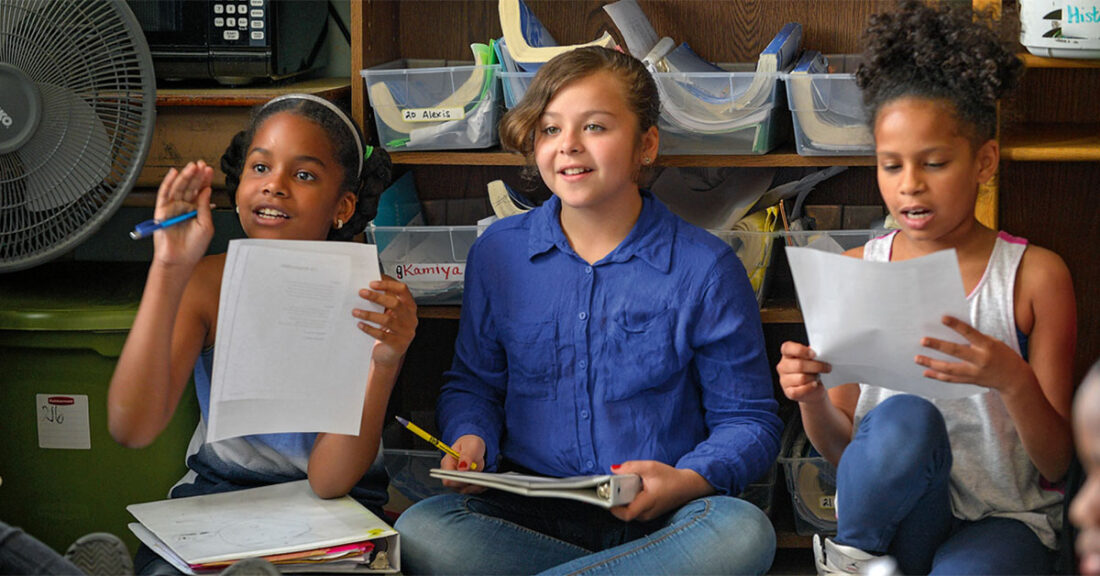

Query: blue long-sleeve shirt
<box><xmin>438</xmin><ymin>192</ymin><xmax>781</xmax><ymax>495</ymax></box>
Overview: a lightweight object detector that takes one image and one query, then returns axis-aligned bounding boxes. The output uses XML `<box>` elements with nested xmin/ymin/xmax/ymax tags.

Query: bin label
<box><xmin>401</xmin><ymin>107</ymin><xmax>466</xmax><ymax>122</ymax></box>
<box><xmin>36</xmin><ymin>394</ymin><xmax>91</xmax><ymax>450</ymax></box>
<box><xmin>392</xmin><ymin>263</ymin><xmax>465</xmax><ymax>282</ymax></box>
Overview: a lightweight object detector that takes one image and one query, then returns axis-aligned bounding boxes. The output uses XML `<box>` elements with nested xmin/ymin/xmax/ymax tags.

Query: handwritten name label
<box><xmin>401</xmin><ymin>107</ymin><xmax>466</xmax><ymax>123</ymax></box>
<box><xmin>393</xmin><ymin>263</ymin><xmax>465</xmax><ymax>282</ymax></box>
<box><xmin>36</xmin><ymin>393</ymin><xmax>91</xmax><ymax>450</ymax></box>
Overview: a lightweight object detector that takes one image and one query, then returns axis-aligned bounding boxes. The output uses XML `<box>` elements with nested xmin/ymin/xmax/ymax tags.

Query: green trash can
<box><xmin>0</xmin><ymin>261</ymin><xmax>200</xmax><ymax>555</ymax></box>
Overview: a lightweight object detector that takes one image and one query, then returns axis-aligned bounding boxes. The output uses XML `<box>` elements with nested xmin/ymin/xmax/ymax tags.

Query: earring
<box><xmin>642</xmin><ymin>157</ymin><xmax>652</xmax><ymax>165</ymax></box>
<box><xmin>335</xmin><ymin>218</ymin><xmax>344</xmax><ymax>230</ymax></box>
<box><xmin>235</xmin><ymin>206</ymin><xmax>240</xmax><ymax>214</ymax></box>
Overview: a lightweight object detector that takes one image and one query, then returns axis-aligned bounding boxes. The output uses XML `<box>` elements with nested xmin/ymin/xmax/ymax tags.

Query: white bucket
<box><xmin>1020</xmin><ymin>0</ymin><xmax>1100</xmax><ymax>58</ymax></box>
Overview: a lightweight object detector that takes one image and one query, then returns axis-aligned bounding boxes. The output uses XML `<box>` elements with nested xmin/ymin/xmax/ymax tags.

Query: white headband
<box><xmin>262</xmin><ymin>93</ymin><xmax>364</xmax><ymax>176</ymax></box>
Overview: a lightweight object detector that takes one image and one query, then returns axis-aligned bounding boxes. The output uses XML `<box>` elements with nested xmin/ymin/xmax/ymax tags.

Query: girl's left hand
<box><xmin>916</xmin><ymin>315</ymin><xmax>1028</xmax><ymax>393</ymax></box>
<box><xmin>607</xmin><ymin>460</ymin><xmax>713</xmax><ymax>523</ymax></box>
<box><xmin>352</xmin><ymin>275</ymin><xmax>418</xmax><ymax>368</ymax></box>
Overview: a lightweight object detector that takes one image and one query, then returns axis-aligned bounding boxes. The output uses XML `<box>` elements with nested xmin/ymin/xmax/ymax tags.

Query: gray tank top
<box><xmin>854</xmin><ymin>231</ymin><xmax>1062</xmax><ymax>549</ymax></box>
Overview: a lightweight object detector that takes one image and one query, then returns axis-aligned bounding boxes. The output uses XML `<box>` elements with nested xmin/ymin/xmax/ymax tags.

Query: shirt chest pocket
<box><xmin>504</xmin><ymin>320</ymin><xmax>559</xmax><ymax>401</ymax></box>
<box><xmin>602</xmin><ymin>307</ymin><xmax>681</xmax><ymax>401</ymax></box>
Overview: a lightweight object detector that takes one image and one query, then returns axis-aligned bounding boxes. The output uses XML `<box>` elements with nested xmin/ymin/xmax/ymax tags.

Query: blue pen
<box><xmin>129</xmin><ymin>210</ymin><xmax>199</xmax><ymax>240</ymax></box>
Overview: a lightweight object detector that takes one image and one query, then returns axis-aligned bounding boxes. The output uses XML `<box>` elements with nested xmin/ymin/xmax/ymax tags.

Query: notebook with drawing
<box><xmin>429</xmin><ymin>470</ymin><xmax>641</xmax><ymax>508</ymax></box>
<box><xmin>127</xmin><ymin>480</ymin><xmax>399</xmax><ymax>574</ymax></box>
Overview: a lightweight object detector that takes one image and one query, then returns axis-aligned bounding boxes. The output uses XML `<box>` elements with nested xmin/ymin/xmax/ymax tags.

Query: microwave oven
<box><xmin>125</xmin><ymin>0</ymin><xmax>329</xmax><ymax>84</ymax></box>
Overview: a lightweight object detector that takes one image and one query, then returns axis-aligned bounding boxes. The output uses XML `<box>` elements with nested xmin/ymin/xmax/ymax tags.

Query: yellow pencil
<box><xmin>395</xmin><ymin>415</ymin><xmax>477</xmax><ymax>471</ymax></box>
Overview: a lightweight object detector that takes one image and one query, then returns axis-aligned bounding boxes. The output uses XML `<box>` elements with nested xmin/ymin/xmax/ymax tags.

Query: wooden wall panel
<box><xmin>1000</xmin><ymin>162</ymin><xmax>1100</xmax><ymax>383</ymax></box>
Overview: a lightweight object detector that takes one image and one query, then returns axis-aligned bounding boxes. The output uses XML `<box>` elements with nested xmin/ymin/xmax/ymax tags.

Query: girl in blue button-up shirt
<box><xmin>395</xmin><ymin>47</ymin><xmax>783</xmax><ymax>575</ymax></box>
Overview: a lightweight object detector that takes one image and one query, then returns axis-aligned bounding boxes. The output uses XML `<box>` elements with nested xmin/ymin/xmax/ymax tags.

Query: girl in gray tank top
<box><xmin>776</xmin><ymin>2</ymin><xmax>1077</xmax><ymax>574</ymax></box>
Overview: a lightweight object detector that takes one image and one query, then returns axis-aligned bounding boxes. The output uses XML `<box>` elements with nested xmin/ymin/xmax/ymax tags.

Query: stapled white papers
<box><xmin>786</xmin><ymin>246</ymin><xmax>984</xmax><ymax>400</ymax></box>
<box><xmin>207</xmin><ymin>239</ymin><xmax>382</xmax><ymax>442</ymax></box>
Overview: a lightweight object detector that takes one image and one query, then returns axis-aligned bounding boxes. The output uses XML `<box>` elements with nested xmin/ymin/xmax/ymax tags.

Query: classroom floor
<box><xmin>770</xmin><ymin>548</ymin><xmax>816</xmax><ymax>575</ymax></box>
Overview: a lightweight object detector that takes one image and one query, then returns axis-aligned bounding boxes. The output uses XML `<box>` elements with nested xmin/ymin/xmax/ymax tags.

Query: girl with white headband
<box><xmin>108</xmin><ymin>94</ymin><xmax>417</xmax><ymax>574</ymax></box>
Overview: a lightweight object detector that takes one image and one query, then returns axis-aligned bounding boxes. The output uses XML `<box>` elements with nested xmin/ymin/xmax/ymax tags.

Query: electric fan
<box><xmin>0</xmin><ymin>0</ymin><xmax>155</xmax><ymax>272</ymax></box>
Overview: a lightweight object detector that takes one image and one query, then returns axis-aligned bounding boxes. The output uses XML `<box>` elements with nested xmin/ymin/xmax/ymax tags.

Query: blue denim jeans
<box><xmin>0</xmin><ymin>520</ymin><xmax>84</xmax><ymax>576</ymax></box>
<box><xmin>394</xmin><ymin>490</ymin><xmax>775</xmax><ymax>575</ymax></box>
<box><xmin>835</xmin><ymin>394</ymin><xmax>1057</xmax><ymax>575</ymax></box>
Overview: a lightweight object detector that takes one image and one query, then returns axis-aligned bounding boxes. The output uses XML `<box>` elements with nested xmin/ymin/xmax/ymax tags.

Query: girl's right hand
<box><xmin>439</xmin><ymin>434</ymin><xmax>487</xmax><ymax>494</ymax></box>
<box><xmin>152</xmin><ymin>160</ymin><xmax>215</xmax><ymax>268</ymax></box>
<box><xmin>777</xmin><ymin>341</ymin><xmax>832</xmax><ymax>404</ymax></box>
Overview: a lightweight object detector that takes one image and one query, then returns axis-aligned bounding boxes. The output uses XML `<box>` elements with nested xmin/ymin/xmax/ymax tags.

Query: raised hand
<box><xmin>152</xmin><ymin>160</ymin><xmax>215</xmax><ymax>268</ymax></box>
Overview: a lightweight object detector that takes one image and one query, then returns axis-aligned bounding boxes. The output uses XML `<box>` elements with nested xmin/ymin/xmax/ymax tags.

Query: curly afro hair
<box><xmin>855</xmin><ymin>0</ymin><xmax>1023</xmax><ymax>145</ymax></box>
<box><xmin>220</xmin><ymin>98</ymin><xmax>393</xmax><ymax>241</ymax></box>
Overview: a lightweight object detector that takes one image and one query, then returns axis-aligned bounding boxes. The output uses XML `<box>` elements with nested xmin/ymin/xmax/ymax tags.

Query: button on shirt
<box><xmin>439</xmin><ymin>192</ymin><xmax>781</xmax><ymax>495</ymax></box>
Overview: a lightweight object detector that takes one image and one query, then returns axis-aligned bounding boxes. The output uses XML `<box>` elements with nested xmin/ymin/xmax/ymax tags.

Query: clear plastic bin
<box><xmin>383</xmin><ymin>448</ymin><xmax>449</xmax><ymax>506</ymax></box>
<box><xmin>740</xmin><ymin>463</ymin><xmax>777</xmax><ymax>517</ymax></box>
<box><xmin>362</xmin><ymin>60</ymin><xmax>502</xmax><ymax>151</ymax></box>
<box><xmin>783</xmin><ymin>53</ymin><xmax>874</xmax><ymax>156</ymax></box>
<box><xmin>779</xmin><ymin>413</ymin><xmax>838</xmax><ymax>535</ymax></box>
<box><xmin>364</xmin><ymin>225</ymin><xmax>480</xmax><ymax>305</ymax></box>
<box><xmin>500</xmin><ymin>70</ymin><xmax>536</xmax><ymax>109</ymax></box>
<box><xmin>708</xmin><ymin>228</ymin><xmax>882</xmax><ymax>305</ymax></box>
<box><xmin>653</xmin><ymin>64</ymin><xmax>785</xmax><ymax>155</ymax></box>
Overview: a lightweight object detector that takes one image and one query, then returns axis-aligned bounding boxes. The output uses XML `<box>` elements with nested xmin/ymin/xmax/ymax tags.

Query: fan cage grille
<box><xmin>0</xmin><ymin>0</ymin><xmax>155</xmax><ymax>271</ymax></box>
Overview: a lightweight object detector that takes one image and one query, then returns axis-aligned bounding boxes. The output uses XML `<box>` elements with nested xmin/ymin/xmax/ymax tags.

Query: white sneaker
<box><xmin>813</xmin><ymin>534</ymin><xmax>891</xmax><ymax>575</ymax></box>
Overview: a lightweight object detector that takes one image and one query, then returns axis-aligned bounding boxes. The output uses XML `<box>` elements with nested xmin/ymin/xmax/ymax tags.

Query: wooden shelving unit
<box><xmin>350</xmin><ymin>0</ymin><xmax>1100</xmax><ymax>555</ymax></box>
<box><xmin>1002</xmin><ymin>123</ymin><xmax>1100</xmax><ymax>162</ymax></box>
<box><xmin>389</xmin><ymin>146</ymin><xmax>877</xmax><ymax>168</ymax></box>
<box><xmin>134</xmin><ymin>77</ymin><xmax>352</xmax><ymax>195</ymax></box>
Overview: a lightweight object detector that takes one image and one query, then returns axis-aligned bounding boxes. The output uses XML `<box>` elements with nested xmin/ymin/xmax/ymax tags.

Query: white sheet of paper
<box><xmin>207</xmin><ymin>239</ymin><xmax>382</xmax><ymax>442</ymax></box>
<box><xmin>786</xmin><ymin>246</ymin><xmax>984</xmax><ymax>400</ymax></box>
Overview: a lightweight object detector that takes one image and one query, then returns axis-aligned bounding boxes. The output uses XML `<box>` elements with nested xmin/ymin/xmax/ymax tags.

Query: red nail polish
<box><xmin>458</xmin><ymin>461</ymin><xmax>468</xmax><ymax>470</ymax></box>
<box><xmin>611</xmin><ymin>464</ymin><xmax>621</xmax><ymax>470</ymax></box>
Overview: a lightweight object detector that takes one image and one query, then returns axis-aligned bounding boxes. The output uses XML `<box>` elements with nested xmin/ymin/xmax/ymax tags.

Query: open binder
<box><xmin>127</xmin><ymin>480</ymin><xmax>399</xmax><ymax>574</ymax></box>
<box><xmin>429</xmin><ymin>470</ymin><xmax>642</xmax><ymax>509</ymax></box>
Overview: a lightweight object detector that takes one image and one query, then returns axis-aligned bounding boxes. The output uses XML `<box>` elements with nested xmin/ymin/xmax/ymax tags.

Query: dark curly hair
<box><xmin>856</xmin><ymin>0</ymin><xmax>1023</xmax><ymax>145</ymax></box>
<box><xmin>220</xmin><ymin>97</ymin><xmax>393</xmax><ymax>241</ymax></box>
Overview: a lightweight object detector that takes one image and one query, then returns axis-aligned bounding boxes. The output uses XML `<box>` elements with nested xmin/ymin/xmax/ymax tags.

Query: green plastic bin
<box><xmin>0</xmin><ymin>262</ymin><xmax>199</xmax><ymax>555</ymax></box>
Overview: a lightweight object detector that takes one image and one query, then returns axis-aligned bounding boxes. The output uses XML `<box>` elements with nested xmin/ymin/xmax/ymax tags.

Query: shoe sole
<box><xmin>64</xmin><ymin>532</ymin><xmax>134</xmax><ymax>576</ymax></box>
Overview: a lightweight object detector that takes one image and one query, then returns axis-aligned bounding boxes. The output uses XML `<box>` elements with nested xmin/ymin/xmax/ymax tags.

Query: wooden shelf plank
<box><xmin>390</xmin><ymin>144</ymin><xmax>877</xmax><ymax>168</ymax></box>
<box><xmin>1019</xmin><ymin>53</ymin><xmax>1100</xmax><ymax>69</ymax></box>
<box><xmin>418</xmin><ymin>302</ymin><xmax>803</xmax><ymax>323</ymax></box>
<box><xmin>1002</xmin><ymin>123</ymin><xmax>1100</xmax><ymax>162</ymax></box>
<box><xmin>155</xmin><ymin>77</ymin><xmax>351</xmax><ymax>107</ymax></box>
<box><xmin>777</xmin><ymin>530</ymin><xmax>814</xmax><ymax>550</ymax></box>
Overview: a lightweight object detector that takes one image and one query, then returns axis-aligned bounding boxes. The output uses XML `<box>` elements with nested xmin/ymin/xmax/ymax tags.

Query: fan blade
<box><xmin>17</xmin><ymin>82</ymin><xmax>111</xmax><ymax>212</ymax></box>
